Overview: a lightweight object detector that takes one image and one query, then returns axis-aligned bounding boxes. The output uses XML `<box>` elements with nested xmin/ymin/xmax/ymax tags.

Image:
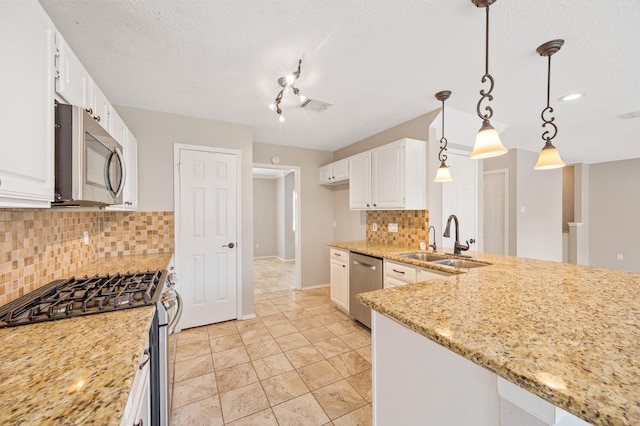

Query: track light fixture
<box><xmin>269</xmin><ymin>59</ymin><xmax>303</xmax><ymax>122</ymax></box>
<box><xmin>534</xmin><ymin>39</ymin><xmax>566</xmax><ymax>170</ymax></box>
<box><xmin>434</xmin><ymin>90</ymin><xmax>453</xmax><ymax>182</ymax></box>
<box><xmin>470</xmin><ymin>0</ymin><xmax>508</xmax><ymax>160</ymax></box>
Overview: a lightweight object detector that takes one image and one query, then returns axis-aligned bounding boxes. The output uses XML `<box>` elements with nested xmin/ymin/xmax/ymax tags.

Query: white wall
<box><xmin>515</xmin><ymin>150</ymin><xmax>563</xmax><ymax>262</ymax></box>
<box><xmin>589</xmin><ymin>158</ymin><xmax>640</xmax><ymax>272</ymax></box>
<box><xmin>253</xmin><ymin>178</ymin><xmax>277</xmax><ymax>257</ymax></box>
<box><xmin>115</xmin><ymin>105</ymin><xmax>255</xmax><ymax>317</ymax></box>
<box><xmin>284</xmin><ymin>172</ymin><xmax>295</xmax><ymax>260</ymax></box>
<box><xmin>253</xmin><ymin>142</ymin><xmax>333</xmax><ymax>288</ymax></box>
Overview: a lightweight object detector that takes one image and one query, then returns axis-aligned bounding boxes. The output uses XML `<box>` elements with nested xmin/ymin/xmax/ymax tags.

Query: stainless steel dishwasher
<box><xmin>349</xmin><ymin>252</ymin><xmax>383</xmax><ymax>328</ymax></box>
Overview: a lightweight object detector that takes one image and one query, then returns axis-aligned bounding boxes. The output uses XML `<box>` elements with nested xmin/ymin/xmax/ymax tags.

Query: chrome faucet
<box><xmin>428</xmin><ymin>226</ymin><xmax>437</xmax><ymax>252</ymax></box>
<box><xmin>443</xmin><ymin>214</ymin><xmax>475</xmax><ymax>256</ymax></box>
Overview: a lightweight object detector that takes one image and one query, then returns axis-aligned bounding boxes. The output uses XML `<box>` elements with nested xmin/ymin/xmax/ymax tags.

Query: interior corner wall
<box><xmin>253</xmin><ymin>178</ymin><xmax>277</xmax><ymax>257</ymax></box>
<box><xmin>275</xmin><ymin>176</ymin><xmax>285</xmax><ymax>260</ymax></box>
<box><xmin>589</xmin><ymin>158</ymin><xmax>640</xmax><ymax>272</ymax></box>
<box><xmin>562</xmin><ymin>166</ymin><xmax>575</xmax><ymax>233</ymax></box>
<box><xmin>253</xmin><ymin>142</ymin><xmax>333</xmax><ymax>288</ymax></box>
<box><xmin>332</xmin><ymin>110</ymin><xmax>439</xmax><ymax>161</ymax></box>
<box><xmin>115</xmin><ymin>105</ymin><xmax>255</xmax><ymax>317</ymax></box>
<box><xmin>284</xmin><ymin>172</ymin><xmax>296</xmax><ymax>260</ymax></box>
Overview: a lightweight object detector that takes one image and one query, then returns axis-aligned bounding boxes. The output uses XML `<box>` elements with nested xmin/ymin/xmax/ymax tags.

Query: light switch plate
<box><xmin>388</xmin><ymin>223</ymin><xmax>399</xmax><ymax>233</ymax></box>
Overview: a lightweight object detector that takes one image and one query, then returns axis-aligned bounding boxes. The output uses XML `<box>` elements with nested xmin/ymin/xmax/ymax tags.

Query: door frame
<box><xmin>174</xmin><ymin>143</ymin><xmax>243</xmax><ymax>322</ymax></box>
<box><xmin>253</xmin><ymin>162</ymin><xmax>302</xmax><ymax>290</ymax></box>
<box><xmin>483</xmin><ymin>168</ymin><xmax>509</xmax><ymax>255</ymax></box>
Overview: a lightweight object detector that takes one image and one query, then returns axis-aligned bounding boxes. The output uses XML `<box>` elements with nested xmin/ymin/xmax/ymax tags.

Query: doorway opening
<box><xmin>252</xmin><ymin>163</ymin><xmax>302</xmax><ymax>294</ymax></box>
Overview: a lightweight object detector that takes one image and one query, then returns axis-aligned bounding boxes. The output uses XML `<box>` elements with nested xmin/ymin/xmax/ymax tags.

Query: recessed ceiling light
<box><xmin>619</xmin><ymin>110</ymin><xmax>640</xmax><ymax>120</ymax></box>
<box><xmin>558</xmin><ymin>92</ymin><xmax>583</xmax><ymax>102</ymax></box>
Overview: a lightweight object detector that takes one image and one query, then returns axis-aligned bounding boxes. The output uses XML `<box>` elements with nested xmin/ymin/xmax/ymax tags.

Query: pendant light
<box><xmin>470</xmin><ymin>0</ymin><xmax>508</xmax><ymax>159</ymax></box>
<box><xmin>434</xmin><ymin>90</ymin><xmax>453</xmax><ymax>182</ymax></box>
<box><xmin>534</xmin><ymin>39</ymin><xmax>566</xmax><ymax>170</ymax></box>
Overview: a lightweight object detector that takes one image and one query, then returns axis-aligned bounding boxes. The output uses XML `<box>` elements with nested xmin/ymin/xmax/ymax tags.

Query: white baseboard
<box><xmin>300</xmin><ymin>283</ymin><xmax>330</xmax><ymax>290</ymax></box>
<box><xmin>240</xmin><ymin>313</ymin><xmax>257</xmax><ymax>320</ymax></box>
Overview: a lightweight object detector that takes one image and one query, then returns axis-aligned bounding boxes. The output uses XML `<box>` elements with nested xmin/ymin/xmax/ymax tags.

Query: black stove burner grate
<box><xmin>0</xmin><ymin>270</ymin><xmax>166</xmax><ymax>328</ymax></box>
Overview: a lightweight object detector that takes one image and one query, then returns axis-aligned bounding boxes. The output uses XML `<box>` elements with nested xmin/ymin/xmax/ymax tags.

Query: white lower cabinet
<box><xmin>384</xmin><ymin>259</ymin><xmax>452</xmax><ymax>289</ymax></box>
<box><xmin>121</xmin><ymin>338</ymin><xmax>151</xmax><ymax>426</ymax></box>
<box><xmin>329</xmin><ymin>248</ymin><xmax>349</xmax><ymax>312</ymax></box>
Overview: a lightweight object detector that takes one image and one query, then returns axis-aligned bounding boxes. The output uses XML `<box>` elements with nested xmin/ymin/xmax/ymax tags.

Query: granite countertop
<box><xmin>0</xmin><ymin>253</ymin><xmax>173</xmax><ymax>425</ymax></box>
<box><xmin>330</xmin><ymin>241</ymin><xmax>640</xmax><ymax>425</ymax></box>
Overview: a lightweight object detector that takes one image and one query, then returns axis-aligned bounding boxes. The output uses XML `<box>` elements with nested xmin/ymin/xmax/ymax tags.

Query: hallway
<box><xmin>171</xmin><ymin>257</ymin><xmax>373</xmax><ymax>425</ymax></box>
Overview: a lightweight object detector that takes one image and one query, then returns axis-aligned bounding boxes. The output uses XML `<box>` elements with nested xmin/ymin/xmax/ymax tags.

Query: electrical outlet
<box><xmin>256</xmin><ymin>243</ymin><xmax>260</xmax><ymax>249</ymax></box>
<box><xmin>372</xmin><ymin>223</ymin><xmax>378</xmax><ymax>232</ymax></box>
<box><xmin>83</xmin><ymin>231</ymin><xmax>89</xmax><ymax>246</ymax></box>
<box><xmin>388</xmin><ymin>223</ymin><xmax>399</xmax><ymax>233</ymax></box>
<box><xmin>617</xmin><ymin>253</ymin><xmax>623</xmax><ymax>260</ymax></box>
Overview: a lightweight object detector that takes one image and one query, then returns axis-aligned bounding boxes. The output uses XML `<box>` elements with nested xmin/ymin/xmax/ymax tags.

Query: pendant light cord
<box><xmin>476</xmin><ymin>4</ymin><xmax>495</xmax><ymax>121</ymax></box>
<box><xmin>541</xmin><ymin>54</ymin><xmax>557</xmax><ymax>143</ymax></box>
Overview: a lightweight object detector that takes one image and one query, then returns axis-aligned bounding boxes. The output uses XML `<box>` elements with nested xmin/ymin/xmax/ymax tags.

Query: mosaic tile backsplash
<box><xmin>0</xmin><ymin>210</ymin><xmax>174</xmax><ymax>307</ymax></box>
<box><xmin>366</xmin><ymin>210</ymin><xmax>429</xmax><ymax>247</ymax></box>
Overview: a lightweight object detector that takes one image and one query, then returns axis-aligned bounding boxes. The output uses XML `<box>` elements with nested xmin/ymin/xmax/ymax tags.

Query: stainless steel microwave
<box><xmin>54</xmin><ymin>103</ymin><xmax>125</xmax><ymax>207</ymax></box>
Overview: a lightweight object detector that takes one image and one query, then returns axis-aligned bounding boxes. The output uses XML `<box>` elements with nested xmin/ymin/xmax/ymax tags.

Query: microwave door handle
<box><xmin>105</xmin><ymin>147</ymin><xmax>126</xmax><ymax>199</ymax></box>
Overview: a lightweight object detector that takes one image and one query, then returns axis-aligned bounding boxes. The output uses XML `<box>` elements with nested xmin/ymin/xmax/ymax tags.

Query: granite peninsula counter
<box><xmin>0</xmin><ymin>252</ymin><xmax>173</xmax><ymax>425</ymax></box>
<box><xmin>329</xmin><ymin>241</ymin><xmax>640</xmax><ymax>425</ymax></box>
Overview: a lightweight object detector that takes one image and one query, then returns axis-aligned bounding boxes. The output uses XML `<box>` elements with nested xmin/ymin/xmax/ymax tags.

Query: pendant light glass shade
<box><xmin>534</xmin><ymin>141</ymin><xmax>565</xmax><ymax>170</ymax></box>
<box><xmin>434</xmin><ymin>161</ymin><xmax>453</xmax><ymax>182</ymax></box>
<box><xmin>470</xmin><ymin>119</ymin><xmax>508</xmax><ymax>159</ymax></box>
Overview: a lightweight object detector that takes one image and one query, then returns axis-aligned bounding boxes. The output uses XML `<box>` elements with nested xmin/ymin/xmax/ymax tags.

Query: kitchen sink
<box><xmin>431</xmin><ymin>259</ymin><xmax>488</xmax><ymax>269</ymax></box>
<box><xmin>398</xmin><ymin>252</ymin><xmax>448</xmax><ymax>262</ymax></box>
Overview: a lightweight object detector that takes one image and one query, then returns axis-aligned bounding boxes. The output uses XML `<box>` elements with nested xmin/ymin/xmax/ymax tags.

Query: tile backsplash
<box><xmin>366</xmin><ymin>210</ymin><xmax>429</xmax><ymax>247</ymax></box>
<box><xmin>0</xmin><ymin>210</ymin><xmax>174</xmax><ymax>307</ymax></box>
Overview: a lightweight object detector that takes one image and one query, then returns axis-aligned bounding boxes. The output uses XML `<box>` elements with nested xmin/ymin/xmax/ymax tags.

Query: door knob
<box><xmin>223</xmin><ymin>243</ymin><xmax>235</xmax><ymax>248</ymax></box>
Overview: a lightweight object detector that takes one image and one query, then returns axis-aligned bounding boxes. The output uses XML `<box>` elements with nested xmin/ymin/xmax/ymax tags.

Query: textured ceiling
<box><xmin>39</xmin><ymin>0</ymin><xmax>640</xmax><ymax>164</ymax></box>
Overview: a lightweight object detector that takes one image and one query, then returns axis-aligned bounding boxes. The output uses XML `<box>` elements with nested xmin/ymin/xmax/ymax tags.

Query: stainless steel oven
<box><xmin>158</xmin><ymin>267</ymin><xmax>183</xmax><ymax>425</ymax></box>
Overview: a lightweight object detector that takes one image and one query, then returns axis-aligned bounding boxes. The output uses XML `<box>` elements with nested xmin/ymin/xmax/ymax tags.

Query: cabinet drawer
<box><xmin>384</xmin><ymin>260</ymin><xmax>416</xmax><ymax>284</ymax></box>
<box><xmin>330</xmin><ymin>248</ymin><xmax>348</xmax><ymax>263</ymax></box>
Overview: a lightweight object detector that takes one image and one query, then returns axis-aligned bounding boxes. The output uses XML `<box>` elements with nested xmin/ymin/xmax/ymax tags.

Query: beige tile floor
<box><xmin>171</xmin><ymin>257</ymin><xmax>373</xmax><ymax>425</ymax></box>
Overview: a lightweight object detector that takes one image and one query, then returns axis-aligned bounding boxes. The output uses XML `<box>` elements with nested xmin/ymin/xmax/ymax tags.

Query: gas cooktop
<box><xmin>0</xmin><ymin>269</ymin><xmax>167</xmax><ymax>328</ymax></box>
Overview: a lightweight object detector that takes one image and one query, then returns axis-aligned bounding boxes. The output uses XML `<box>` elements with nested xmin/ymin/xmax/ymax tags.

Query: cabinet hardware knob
<box><xmin>134</xmin><ymin>420</ymin><xmax>144</xmax><ymax>426</ymax></box>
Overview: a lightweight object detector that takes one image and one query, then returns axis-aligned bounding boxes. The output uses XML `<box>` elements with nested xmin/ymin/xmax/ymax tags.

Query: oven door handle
<box><xmin>168</xmin><ymin>290</ymin><xmax>183</xmax><ymax>334</ymax></box>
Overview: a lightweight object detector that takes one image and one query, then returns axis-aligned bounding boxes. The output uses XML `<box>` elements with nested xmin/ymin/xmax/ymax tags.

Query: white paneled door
<box><xmin>483</xmin><ymin>169</ymin><xmax>508</xmax><ymax>255</ymax></box>
<box><xmin>441</xmin><ymin>151</ymin><xmax>478</xmax><ymax>252</ymax></box>
<box><xmin>178</xmin><ymin>147</ymin><xmax>238</xmax><ymax>329</ymax></box>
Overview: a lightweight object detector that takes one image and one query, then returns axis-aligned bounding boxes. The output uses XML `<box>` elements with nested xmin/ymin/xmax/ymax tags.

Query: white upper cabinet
<box><xmin>348</xmin><ymin>152</ymin><xmax>373</xmax><ymax>209</ymax></box>
<box><xmin>54</xmin><ymin>33</ymin><xmax>87</xmax><ymax>107</ymax></box>
<box><xmin>319</xmin><ymin>158</ymin><xmax>349</xmax><ymax>185</ymax></box>
<box><xmin>86</xmin><ymin>77</ymin><xmax>111</xmax><ymax>131</ymax></box>
<box><xmin>107</xmin><ymin>123</ymin><xmax>138</xmax><ymax>211</ymax></box>
<box><xmin>349</xmin><ymin>138</ymin><xmax>427</xmax><ymax>210</ymax></box>
<box><xmin>0</xmin><ymin>0</ymin><xmax>55</xmax><ymax>208</ymax></box>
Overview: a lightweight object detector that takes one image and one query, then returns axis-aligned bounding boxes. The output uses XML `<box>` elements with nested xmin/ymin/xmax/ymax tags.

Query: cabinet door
<box><xmin>106</xmin><ymin>128</ymin><xmax>138</xmax><ymax>211</ymax></box>
<box><xmin>332</xmin><ymin>159</ymin><xmax>349</xmax><ymax>181</ymax></box>
<box><xmin>86</xmin><ymin>77</ymin><xmax>110</xmax><ymax>131</ymax></box>
<box><xmin>417</xmin><ymin>267</ymin><xmax>452</xmax><ymax>282</ymax></box>
<box><xmin>330</xmin><ymin>258</ymin><xmax>349</xmax><ymax>312</ymax></box>
<box><xmin>348</xmin><ymin>152</ymin><xmax>372</xmax><ymax>209</ymax></box>
<box><xmin>372</xmin><ymin>141</ymin><xmax>404</xmax><ymax>209</ymax></box>
<box><xmin>124</xmin><ymin>130</ymin><xmax>138</xmax><ymax>209</ymax></box>
<box><xmin>319</xmin><ymin>164</ymin><xmax>333</xmax><ymax>184</ymax></box>
<box><xmin>0</xmin><ymin>0</ymin><xmax>54</xmax><ymax>207</ymax></box>
<box><xmin>55</xmin><ymin>33</ymin><xmax>87</xmax><ymax>107</ymax></box>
